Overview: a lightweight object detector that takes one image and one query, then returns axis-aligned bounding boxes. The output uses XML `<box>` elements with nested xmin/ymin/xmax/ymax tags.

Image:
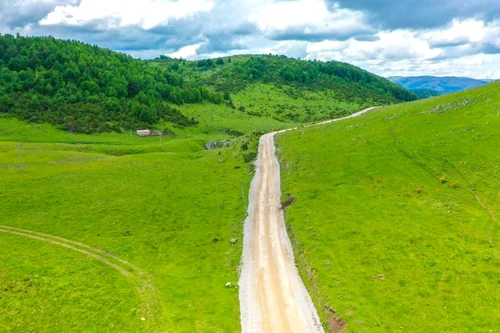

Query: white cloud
<box><xmin>377</xmin><ymin>30</ymin><xmax>443</xmax><ymax>60</ymax></box>
<box><xmin>169</xmin><ymin>43</ymin><xmax>202</xmax><ymax>59</ymax></box>
<box><xmin>423</xmin><ymin>19</ymin><xmax>487</xmax><ymax>46</ymax></box>
<box><xmin>40</xmin><ymin>0</ymin><xmax>214</xmax><ymax>29</ymax></box>
<box><xmin>306</xmin><ymin>29</ymin><xmax>442</xmax><ymax>63</ymax></box>
<box><xmin>4</xmin><ymin>0</ymin><xmax>500</xmax><ymax>78</ymax></box>
<box><xmin>260</xmin><ymin>40</ymin><xmax>308</xmax><ymax>57</ymax></box>
<box><xmin>483</xmin><ymin>20</ymin><xmax>500</xmax><ymax>47</ymax></box>
<box><xmin>248</xmin><ymin>0</ymin><xmax>369</xmax><ymax>38</ymax></box>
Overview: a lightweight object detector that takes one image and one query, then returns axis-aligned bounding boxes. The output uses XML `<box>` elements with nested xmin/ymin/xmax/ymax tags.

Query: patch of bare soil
<box><xmin>328</xmin><ymin>316</ymin><xmax>347</xmax><ymax>333</ymax></box>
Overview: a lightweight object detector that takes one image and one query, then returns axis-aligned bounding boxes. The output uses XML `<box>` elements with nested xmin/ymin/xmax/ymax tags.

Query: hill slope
<box><xmin>277</xmin><ymin>83</ymin><xmax>500</xmax><ymax>331</ymax></box>
<box><xmin>0</xmin><ymin>118</ymin><xmax>252</xmax><ymax>332</ymax></box>
<box><xmin>154</xmin><ymin>55</ymin><xmax>417</xmax><ymax>123</ymax></box>
<box><xmin>0</xmin><ymin>35</ymin><xmax>416</xmax><ymax>135</ymax></box>
<box><xmin>408</xmin><ymin>88</ymin><xmax>443</xmax><ymax>99</ymax></box>
<box><xmin>389</xmin><ymin>75</ymin><xmax>489</xmax><ymax>93</ymax></box>
<box><xmin>0</xmin><ymin>35</ymin><xmax>229</xmax><ymax>133</ymax></box>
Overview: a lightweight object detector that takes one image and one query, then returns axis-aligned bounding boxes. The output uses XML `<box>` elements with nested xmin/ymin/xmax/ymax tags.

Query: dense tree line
<box><xmin>156</xmin><ymin>55</ymin><xmax>418</xmax><ymax>105</ymax></box>
<box><xmin>0</xmin><ymin>35</ymin><xmax>224</xmax><ymax>133</ymax></box>
<box><xmin>410</xmin><ymin>88</ymin><xmax>442</xmax><ymax>99</ymax></box>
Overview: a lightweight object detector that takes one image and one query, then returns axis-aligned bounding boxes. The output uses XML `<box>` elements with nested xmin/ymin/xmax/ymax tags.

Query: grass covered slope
<box><xmin>409</xmin><ymin>88</ymin><xmax>443</xmax><ymax>99</ymax></box>
<box><xmin>0</xmin><ymin>119</ymin><xmax>250</xmax><ymax>332</ymax></box>
<box><xmin>277</xmin><ymin>83</ymin><xmax>500</xmax><ymax>332</ymax></box>
<box><xmin>152</xmin><ymin>55</ymin><xmax>417</xmax><ymax>123</ymax></box>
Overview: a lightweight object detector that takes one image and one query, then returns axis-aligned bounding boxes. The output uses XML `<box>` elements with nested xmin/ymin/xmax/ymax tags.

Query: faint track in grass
<box><xmin>0</xmin><ymin>225</ymin><xmax>161</xmax><ymax>325</ymax></box>
<box><xmin>468</xmin><ymin>190</ymin><xmax>498</xmax><ymax>244</ymax></box>
<box><xmin>0</xmin><ymin>225</ymin><xmax>144</xmax><ymax>273</ymax></box>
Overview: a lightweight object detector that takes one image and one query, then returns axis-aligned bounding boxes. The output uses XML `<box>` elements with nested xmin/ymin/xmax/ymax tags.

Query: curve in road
<box><xmin>239</xmin><ymin>107</ymin><xmax>377</xmax><ymax>333</ymax></box>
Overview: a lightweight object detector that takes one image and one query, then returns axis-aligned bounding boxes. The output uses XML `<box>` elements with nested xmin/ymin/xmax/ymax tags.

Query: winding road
<box><xmin>239</xmin><ymin>107</ymin><xmax>377</xmax><ymax>333</ymax></box>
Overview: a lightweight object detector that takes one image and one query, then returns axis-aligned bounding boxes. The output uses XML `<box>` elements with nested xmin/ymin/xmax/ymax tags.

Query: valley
<box><xmin>1</xmin><ymin>33</ymin><xmax>499</xmax><ymax>333</ymax></box>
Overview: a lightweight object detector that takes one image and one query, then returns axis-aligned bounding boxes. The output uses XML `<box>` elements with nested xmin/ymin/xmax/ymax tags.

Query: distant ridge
<box><xmin>388</xmin><ymin>76</ymin><xmax>490</xmax><ymax>94</ymax></box>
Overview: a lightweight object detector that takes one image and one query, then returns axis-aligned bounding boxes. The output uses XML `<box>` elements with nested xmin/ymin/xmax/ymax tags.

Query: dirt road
<box><xmin>239</xmin><ymin>107</ymin><xmax>377</xmax><ymax>333</ymax></box>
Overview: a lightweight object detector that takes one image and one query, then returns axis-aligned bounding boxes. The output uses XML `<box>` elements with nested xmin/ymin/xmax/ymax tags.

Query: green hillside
<box><xmin>0</xmin><ymin>34</ymin><xmax>416</xmax><ymax>136</ymax></box>
<box><xmin>153</xmin><ymin>54</ymin><xmax>417</xmax><ymax>123</ymax></box>
<box><xmin>277</xmin><ymin>83</ymin><xmax>500</xmax><ymax>331</ymax></box>
<box><xmin>0</xmin><ymin>34</ymin><xmax>435</xmax><ymax>333</ymax></box>
<box><xmin>410</xmin><ymin>88</ymin><xmax>443</xmax><ymax>99</ymax></box>
<box><xmin>0</xmin><ymin>35</ymin><xmax>228</xmax><ymax>133</ymax></box>
<box><xmin>0</xmin><ymin>117</ymin><xmax>252</xmax><ymax>332</ymax></box>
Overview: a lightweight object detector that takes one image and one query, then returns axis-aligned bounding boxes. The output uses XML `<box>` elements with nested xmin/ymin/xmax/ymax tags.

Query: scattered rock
<box><xmin>140</xmin><ymin>317</ymin><xmax>146</xmax><ymax>321</ymax></box>
<box><xmin>204</xmin><ymin>140</ymin><xmax>232</xmax><ymax>150</ymax></box>
<box><xmin>213</xmin><ymin>236</ymin><xmax>219</xmax><ymax>243</ymax></box>
<box><xmin>204</xmin><ymin>141</ymin><xmax>218</xmax><ymax>150</ymax></box>
<box><xmin>225</xmin><ymin>282</ymin><xmax>232</xmax><ymax>288</ymax></box>
<box><xmin>231</xmin><ymin>238</ymin><xmax>238</xmax><ymax>244</ymax></box>
<box><xmin>375</xmin><ymin>274</ymin><xmax>385</xmax><ymax>281</ymax></box>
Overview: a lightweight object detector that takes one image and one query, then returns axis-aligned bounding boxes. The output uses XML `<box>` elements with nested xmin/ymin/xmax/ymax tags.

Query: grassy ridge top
<box><xmin>277</xmin><ymin>82</ymin><xmax>500</xmax><ymax>331</ymax></box>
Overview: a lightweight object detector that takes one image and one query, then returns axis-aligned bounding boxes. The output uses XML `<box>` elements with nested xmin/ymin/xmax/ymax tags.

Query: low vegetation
<box><xmin>277</xmin><ymin>83</ymin><xmax>500</xmax><ymax>332</ymax></box>
<box><xmin>0</xmin><ymin>117</ymin><xmax>254</xmax><ymax>332</ymax></box>
<box><xmin>153</xmin><ymin>54</ymin><xmax>417</xmax><ymax>122</ymax></box>
<box><xmin>410</xmin><ymin>88</ymin><xmax>442</xmax><ymax>99</ymax></box>
<box><xmin>3</xmin><ymin>34</ymin><xmax>469</xmax><ymax>333</ymax></box>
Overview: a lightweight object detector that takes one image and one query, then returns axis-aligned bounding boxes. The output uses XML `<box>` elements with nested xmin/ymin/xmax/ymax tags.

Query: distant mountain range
<box><xmin>388</xmin><ymin>76</ymin><xmax>492</xmax><ymax>95</ymax></box>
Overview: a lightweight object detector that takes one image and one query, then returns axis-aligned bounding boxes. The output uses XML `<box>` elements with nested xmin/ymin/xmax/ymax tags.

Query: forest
<box><xmin>0</xmin><ymin>34</ymin><xmax>224</xmax><ymax>133</ymax></box>
<box><xmin>410</xmin><ymin>88</ymin><xmax>443</xmax><ymax>99</ymax></box>
<box><xmin>154</xmin><ymin>54</ymin><xmax>417</xmax><ymax>105</ymax></box>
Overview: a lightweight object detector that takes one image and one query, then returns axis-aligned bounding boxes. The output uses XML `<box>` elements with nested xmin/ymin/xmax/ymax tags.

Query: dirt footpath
<box><xmin>238</xmin><ymin>132</ymin><xmax>324</xmax><ymax>333</ymax></box>
<box><xmin>239</xmin><ymin>107</ymin><xmax>377</xmax><ymax>333</ymax></box>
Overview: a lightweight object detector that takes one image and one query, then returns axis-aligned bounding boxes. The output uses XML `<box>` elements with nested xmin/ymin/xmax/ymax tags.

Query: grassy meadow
<box><xmin>277</xmin><ymin>83</ymin><xmax>500</xmax><ymax>332</ymax></box>
<box><xmin>231</xmin><ymin>83</ymin><xmax>367</xmax><ymax>123</ymax></box>
<box><xmin>0</xmin><ymin>117</ymin><xmax>252</xmax><ymax>332</ymax></box>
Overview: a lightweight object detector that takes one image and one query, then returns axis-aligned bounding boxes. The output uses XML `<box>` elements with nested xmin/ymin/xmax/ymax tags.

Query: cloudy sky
<box><xmin>2</xmin><ymin>0</ymin><xmax>500</xmax><ymax>78</ymax></box>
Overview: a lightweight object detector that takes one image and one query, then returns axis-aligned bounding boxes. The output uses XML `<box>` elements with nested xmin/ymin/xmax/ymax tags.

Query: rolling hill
<box><xmin>0</xmin><ymin>34</ymin><xmax>416</xmax><ymax>136</ymax></box>
<box><xmin>276</xmin><ymin>82</ymin><xmax>500</xmax><ymax>331</ymax></box>
<box><xmin>4</xmin><ymin>34</ymin><xmax>496</xmax><ymax>333</ymax></box>
<box><xmin>408</xmin><ymin>88</ymin><xmax>443</xmax><ymax>99</ymax></box>
<box><xmin>0</xmin><ymin>35</ymin><xmax>418</xmax><ymax>332</ymax></box>
<box><xmin>154</xmin><ymin>55</ymin><xmax>417</xmax><ymax>124</ymax></box>
<box><xmin>388</xmin><ymin>75</ymin><xmax>489</xmax><ymax>94</ymax></box>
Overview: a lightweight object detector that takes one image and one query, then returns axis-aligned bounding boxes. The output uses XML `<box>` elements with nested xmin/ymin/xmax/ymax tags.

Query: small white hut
<box><xmin>136</xmin><ymin>130</ymin><xmax>152</xmax><ymax>137</ymax></box>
